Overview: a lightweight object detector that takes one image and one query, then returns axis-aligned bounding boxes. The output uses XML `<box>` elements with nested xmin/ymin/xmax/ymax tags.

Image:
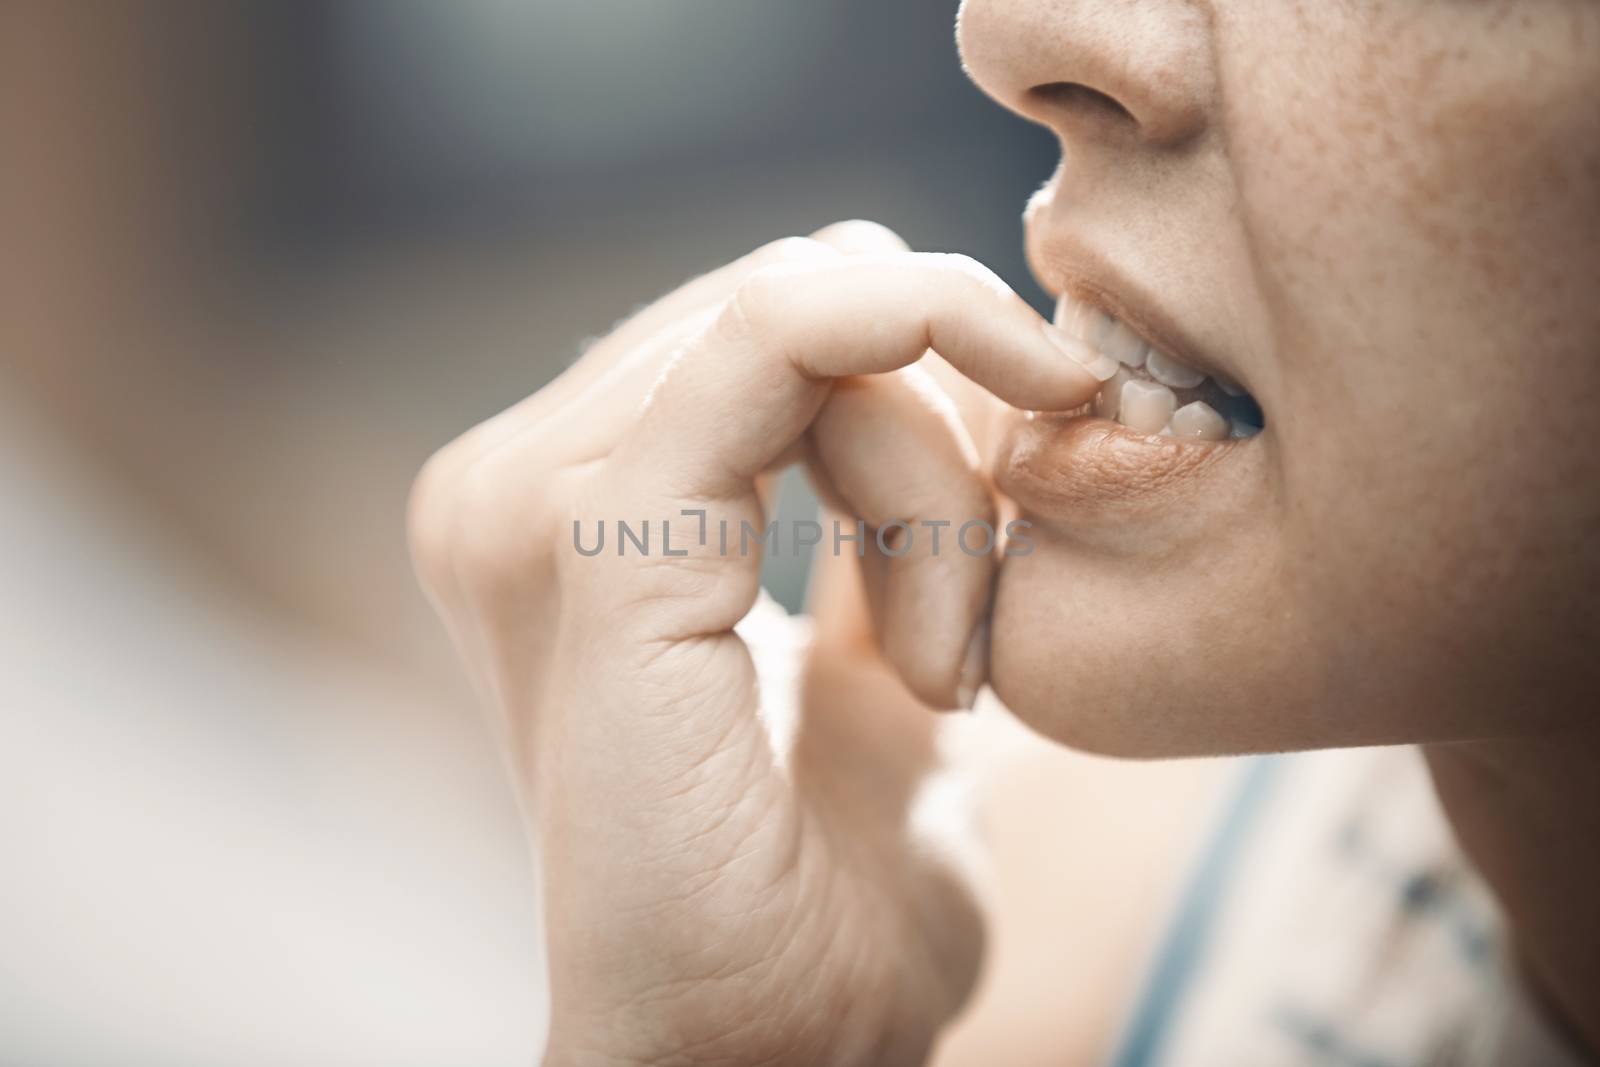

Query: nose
<box><xmin>957</xmin><ymin>0</ymin><xmax>1216</xmax><ymax>148</ymax></box>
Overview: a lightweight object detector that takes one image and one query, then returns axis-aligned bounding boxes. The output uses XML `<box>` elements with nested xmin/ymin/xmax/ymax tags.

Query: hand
<box><xmin>407</xmin><ymin>221</ymin><xmax>1103</xmax><ymax>1065</ymax></box>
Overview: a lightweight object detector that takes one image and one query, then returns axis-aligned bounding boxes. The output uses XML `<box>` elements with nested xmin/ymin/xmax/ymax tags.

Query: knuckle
<box><xmin>407</xmin><ymin>439</ymin><xmax>557</xmax><ymax>607</ymax></box>
<box><xmin>931</xmin><ymin>251</ymin><xmax>998</xmax><ymax>288</ymax></box>
<box><xmin>752</xmin><ymin>234</ymin><xmax>830</xmax><ymax>266</ymax></box>
<box><xmin>727</xmin><ymin>261</ymin><xmax>805</xmax><ymax>333</ymax></box>
<box><xmin>810</xmin><ymin>218</ymin><xmax>907</xmax><ymax>253</ymax></box>
<box><xmin>721</xmin><ymin>239</ymin><xmax>852</xmax><ymax>341</ymax></box>
<box><xmin>406</xmin><ymin>444</ymin><xmax>467</xmax><ymax>593</ymax></box>
<box><xmin>448</xmin><ymin>458</ymin><xmax>550</xmax><ymax>603</ymax></box>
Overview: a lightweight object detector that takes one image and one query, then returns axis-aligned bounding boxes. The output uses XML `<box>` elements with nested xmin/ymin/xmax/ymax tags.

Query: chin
<box><xmin>982</xmin><ymin>485</ymin><xmax>1395</xmax><ymax>760</ymax></box>
<box><xmin>984</xmin><ymin>408</ymin><xmax>1304</xmax><ymax>758</ymax></box>
<box><xmin>986</xmin><ymin>545</ymin><xmax>1270</xmax><ymax>760</ymax></box>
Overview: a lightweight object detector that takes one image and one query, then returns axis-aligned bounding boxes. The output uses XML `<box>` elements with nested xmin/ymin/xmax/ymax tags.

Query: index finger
<box><xmin>613</xmin><ymin>251</ymin><xmax>1115</xmax><ymax>497</ymax></box>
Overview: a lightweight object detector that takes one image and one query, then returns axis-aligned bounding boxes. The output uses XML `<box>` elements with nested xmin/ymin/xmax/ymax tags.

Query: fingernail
<box><xmin>1042</xmin><ymin>322</ymin><xmax>1120</xmax><ymax>382</ymax></box>
<box><xmin>954</xmin><ymin>619</ymin><xmax>990</xmax><ymax>711</ymax></box>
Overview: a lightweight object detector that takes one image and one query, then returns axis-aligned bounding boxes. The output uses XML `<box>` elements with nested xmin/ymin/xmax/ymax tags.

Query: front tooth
<box><xmin>1100</xmin><ymin>320</ymin><xmax>1148</xmax><ymax>368</ymax></box>
<box><xmin>1118</xmin><ymin>379</ymin><xmax>1177</xmax><ymax>434</ymax></box>
<box><xmin>1145</xmin><ymin>348</ymin><xmax>1206</xmax><ymax>389</ymax></box>
<box><xmin>1055</xmin><ymin>294</ymin><xmax>1115</xmax><ymax>346</ymax></box>
<box><xmin>1094</xmin><ymin>366</ymin><xmax>1133</xmax><ymax>419</ymax></box>
<box><xmin>1169</xmin><ymin>400</ymin><xmax>1229</xmax><ymax>441</ymax></box>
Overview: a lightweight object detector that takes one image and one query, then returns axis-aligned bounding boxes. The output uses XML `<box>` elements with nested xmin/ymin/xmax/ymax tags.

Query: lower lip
<box><xmin>993</xmin><ymin>409</ymin><xmax>1257</xmax><ymax>524</ymax></box>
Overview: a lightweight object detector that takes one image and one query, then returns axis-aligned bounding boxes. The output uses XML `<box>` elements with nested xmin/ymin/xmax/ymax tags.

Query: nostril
<box><xmin>1028</xmin><ymin>81</ymin><xmax>1138</xmax><ymax>135</ymax></box>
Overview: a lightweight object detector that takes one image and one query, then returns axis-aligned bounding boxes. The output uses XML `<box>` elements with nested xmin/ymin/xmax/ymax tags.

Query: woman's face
<box><xmin>959</xmin><ymin>0</ymin><xmax>1600</xmax><ymax>754</ymax></box>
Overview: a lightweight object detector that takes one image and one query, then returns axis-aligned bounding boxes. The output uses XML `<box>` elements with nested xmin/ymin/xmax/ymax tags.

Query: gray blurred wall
<box><xmin>232</xmin><ymin>0</ymin><xmax>1057</xmax><ymax>614</ymax></box>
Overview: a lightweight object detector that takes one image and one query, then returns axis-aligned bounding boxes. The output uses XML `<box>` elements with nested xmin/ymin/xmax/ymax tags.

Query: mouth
<box><xmin>994</xmin><ymin>280</ymin><xmax>1270</xmax><ymax>523</ymax></box>
<box><xmin>1043</xmin><ymin>290</ymin><xmax>1265</xmax><ymax>440</ymax></box>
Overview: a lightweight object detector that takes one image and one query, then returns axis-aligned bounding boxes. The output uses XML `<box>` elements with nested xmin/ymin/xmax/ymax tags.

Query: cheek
<box><xmin>1204</xmin><ymin>4</ymin><xmax>1600</xmax><ymax>735</ymax></box>
<box><xmin>1220</xmin><ymin>0</ymin><xmax>1600</xmax><ymax>488</ymax></box>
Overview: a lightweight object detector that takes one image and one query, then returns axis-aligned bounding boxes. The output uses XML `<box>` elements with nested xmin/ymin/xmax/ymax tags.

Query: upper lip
<box><xmin>1026</xmin><ymin>226</ymin><xmax>1241</xmax><ymax>392</ymax></box>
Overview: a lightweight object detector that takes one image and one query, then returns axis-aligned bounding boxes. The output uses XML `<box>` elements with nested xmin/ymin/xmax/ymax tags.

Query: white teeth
<box><xmin>1144</xmin><ymin>347</ymin><xmax>1206</xmax><ymax>389</ymax></box>
<box><xmin>1168</xmin><ymin>401</ymin><xmax>1229</xmax><ymax>441</ymax></box>
<box><xmin>1052</xmin><ymin>294</ymin><xmax>1074</xmax><ymax>330</ymax></box>
<box><xmin>1056</xmin><ymin>292</ymin><xmax>1253</xmax><ymax>442</ymax></box>
<box><xmin>1054</xmin><ymin>294</ymin><xmax>1115</xmax><ymax>346</ymax></box>
<box><xmin>1118</xmin><ymin>379</ymin><xmax>1177</xmax><ymax>434</ymax></box>
<box><xmin>1100</xmin><ymin>320</ymin><xmax>1149</xmax><ymax>368</ymax></box>
<box><xmin>1094</xmin><ymin>365</ymin><xmax>1134</xmax><ymax>420</ymax></box>
<box><xmin>1077</xmin><ymin>306</ymin><xmax>1116</xmax><ymax>347</ymax></box>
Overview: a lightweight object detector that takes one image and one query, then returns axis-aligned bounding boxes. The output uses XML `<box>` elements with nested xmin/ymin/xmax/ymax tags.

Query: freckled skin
<box><xmin>962</xmin><ymin>0</ymin><xmax>1600</xmax><ymax>1047</ymax></box>
<box><xmin>962</xmin><ymin>0</ymin><xmax>1600</xmax><ymax>749</ymax></box>
<box><xmin>1228</xmin><ymin>0</ymin><xmax>1600</xmax><ymax>743</ymax></box>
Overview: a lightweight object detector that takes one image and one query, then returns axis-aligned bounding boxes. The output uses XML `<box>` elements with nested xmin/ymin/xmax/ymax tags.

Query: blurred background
<box><xmin>1</xmin><ymin>3</ymin><xmax>1058</xmax><ymax>1063</ymax></box>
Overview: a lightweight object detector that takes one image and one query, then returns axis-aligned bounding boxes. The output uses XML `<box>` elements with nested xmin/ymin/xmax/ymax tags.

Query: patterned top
<box><xmin>1107</xmin><ymin>746</ymin><xmax>1588</xmax><ymax>1067</ymax></box>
